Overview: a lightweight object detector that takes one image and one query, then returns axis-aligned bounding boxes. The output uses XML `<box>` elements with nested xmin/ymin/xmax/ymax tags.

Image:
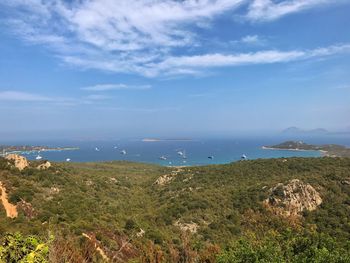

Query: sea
<box><xmin>3</xmin><ymin>135</ymin><xmax>350</xmax><ymax>166</ymax></box>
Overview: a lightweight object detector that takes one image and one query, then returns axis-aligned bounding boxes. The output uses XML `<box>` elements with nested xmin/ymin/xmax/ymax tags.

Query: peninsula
<box><xmin>263</xmin><ymin>140</ymin><xmax>350</xmax><ymax>157</ymax></box>
<box><xmin>0</xmin><ymin>145</ymin><xmax>79</xmax><ymax>156</ymax></box>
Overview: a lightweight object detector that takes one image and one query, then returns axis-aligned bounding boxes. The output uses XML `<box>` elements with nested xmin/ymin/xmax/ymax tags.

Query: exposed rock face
<box><xmin>155</xmin><ymin>174</ymin><xmax>174</xmax><ymax>186</ymax></box>
<box><xmin>37</xmin><ymin>161</ymin><xmax>51</xmax><ymax>170</ymax></box>
<box><xmin>264</xmin><ymin>179</ymin><xmax>322</xmax><ymax>217</ymax></box>
<box><xmin>341</xmin><ymin>178</ymin><xmax>350</xmax><ymax>186</ymax></box>
<box><xmin>154</xmin><ymin>167</ymin><xmax>183</xmax><ymax>186</ymax></box>
<box><xmin>174</xmin><ymin>221</ymin><xmax>198</xmax><ymax>233</ymax></box>
<box><xmin>5</xmin><ymin>154</ymin><xmax>29</xmax><ymax>171</ymax></box>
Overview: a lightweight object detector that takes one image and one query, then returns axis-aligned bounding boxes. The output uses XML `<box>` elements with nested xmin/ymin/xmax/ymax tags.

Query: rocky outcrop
<box><xmin>264</xmin><ymin>179</ymin><xmax>322</xmax><ymax>217</ymax></box>
<box><xmin>154</xmin><ymin>167</ymin><xmax>183</xmax><ymax>186</ymax></box>
<box><xmin>155</xmin><ymin>174</ymin><xmax>174</xmax><ymax>186</ymax></box>
<box><xmin>17</xmin><ymin>199</ymin><xmax>37</xmax><ymax>219</ymax></box>
<box><xmin>37</xmin><ymin>161</ymin><xmax>51</xmax><ymax>170</ymax></box>
<box><xmin>174</xmin><ymin>221</ymin><xmax>198</xmax><ymax>233</ymax></box>
<box><xmin>5</xmin><ymin>154</ymin><xmax>29</xmax><ymax>171</ymax></box>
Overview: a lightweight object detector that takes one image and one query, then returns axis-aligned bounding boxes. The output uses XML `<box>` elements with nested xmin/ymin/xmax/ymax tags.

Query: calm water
<box><xmin>7</xmin><ymin>135</ymin><xmax>348</xmax><ymax>166</ymax></box>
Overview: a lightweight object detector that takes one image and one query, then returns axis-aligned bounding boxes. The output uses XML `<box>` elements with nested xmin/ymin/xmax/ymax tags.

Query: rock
<box><xmin>174</xmin><ymin>221</ymin><xmax>198</xmax><ymax>233</ymax></box>
<box><xmin>5</xmin><ymin>154</ymin><xmax>29</xmax><ymax>171</ymax></box>
<box><xmin>264</xmin><ymin>179</ymin><xmax>322</xmax><ymax>217</ymax></box>
<box><xmin>154</xmin><ymin>174</ymin><xmax>174</xmax><ymax>185</ymax></box>
<box><xmin>154</xmin><ymin>168</ymin><xmax>184</xmax><ymax>186</ymax></box>
<box><xmin>341</xmin><ymin>179</ymin><xmax>350</xmax><ymax>185</ymax></box>
<box><xmin>37</xmin><ymin>161</ymin><xmax>51</xmax><ymax>170</ymax></box>
<box><xmin>50</xmin><ymin>187</ymin><xmax>60</xmax><ymax>194</ymax></box>
<box><xmin>17</xmin><ymin>199</ymin><xmax>37</xmax><ymax>219</ymax></box>
<box><xmin>136</xmin><ymin>228</ymin><xmax>145</xmax><ymax>237</ymax></box>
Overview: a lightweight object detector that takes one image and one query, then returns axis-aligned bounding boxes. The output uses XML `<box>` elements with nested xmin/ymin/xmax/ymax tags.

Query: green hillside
<box><xmin>0</xmin><ymin>157</ymin><xmax>350</xmax><ymax>262</ymax></box>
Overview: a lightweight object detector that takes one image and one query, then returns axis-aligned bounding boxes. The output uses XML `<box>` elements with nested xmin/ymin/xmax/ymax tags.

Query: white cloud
<box><xmin>241</xmin><ymin>34</ymin><xmax>260</xmax><ymax>44</ymax></box>
<box><xmin>145</xmin><ymin>43</ymin><xmax>350</xmax><ymax>74</ymax></box>
<box><xmin>83</xmin><ymin>94</ymin><xmax>110</xmax><ymax>100</ymax></box>
<box><xmin>81</xmin><ymin>84</ymin><xmax>151</xmax><ymax>91</ymax></box>
<box><xmin>0</xmin><ymin>0</ymin><xmax>349</xmax><ymax>77</ymax></box>
<box><xmin>0</xmin><ymin>91</ymin><xmax>53</xmax><ymax>102</ymax></box>
<box><xmin>246</xmin><ymin>0</ymin><xmax>341</xmax><ymax>22</ymax></box>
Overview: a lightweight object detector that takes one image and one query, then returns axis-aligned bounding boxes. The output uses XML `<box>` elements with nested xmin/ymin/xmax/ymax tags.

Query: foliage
<box><xmin>0</xmin><ymin>156</ymin><xmax>350</xmax><ymax>262</ymax></box>
<box><xmin>216</xmin><ymin>231</ymin><xmax>350</xmax><ymax>263</ymax></box>
<box><xmin>0</xmin><ymin>233</ymin><xmax>49</xmax><ymax>263</ymax></box>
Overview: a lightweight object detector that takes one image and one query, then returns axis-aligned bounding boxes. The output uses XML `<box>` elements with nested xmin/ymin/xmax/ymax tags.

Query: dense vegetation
<box><xmin>0</xmin><ymin>156</ymin><xmax>349</xmax><ymax>262</ymax></box>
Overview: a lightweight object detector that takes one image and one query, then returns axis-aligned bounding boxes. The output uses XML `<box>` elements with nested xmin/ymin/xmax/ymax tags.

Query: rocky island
<box><xmin>263</xmin><ymin>140</ymin><xmax>350</xmax><ymax>157</ymax></box>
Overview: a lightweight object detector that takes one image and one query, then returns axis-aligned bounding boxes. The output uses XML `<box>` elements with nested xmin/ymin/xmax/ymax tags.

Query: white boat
<box><xmin>208</xmin><ymin>156</ymin><xmax>214</xmax><ymax>159</ymax></box>
<box><xmin>95</xmin><ymin>147</ymin><xmax>100</xmax><ymax>151</ymax></box>
<box><xmin>66</xmin><ymin>158</ymin><xmax>71</xmax><ymax>162</ymax></box>
<box><xmin>36</xmin><ymin>155</ymin><xmax>42</xmax><ymax>160</ymax></box>
<box><xmin>120</xmin><ymin>150</ymin><xmax>127</xmax><ymax>155</ymax></box>
<box><xmin>177</xmin><ymin>151</ymin><xmax>184</xmax><ymax>156</ymax></box>
<box><xmin>113</xmin><ymin>146</ymin><xmax>118</xmax><ymax>149</ymax></box>
<box><xmin>241</xmin><ymin>154</ymin><xmax>247</xmax><ymax>160</ymax></box>
<box><xmin>159</xmin><ymin>156</ymin><xmax>167</xmax><ymax>160</ymax></box>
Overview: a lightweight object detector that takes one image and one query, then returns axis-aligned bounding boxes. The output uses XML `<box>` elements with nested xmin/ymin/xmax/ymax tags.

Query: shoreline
<box><xmin>0</xmin><ymin>147</ymin><xmax>79</xmax><ymax>157</ymax></box>
<box><xmin>261</xmin><ymin>146</ymin><xmax>329</xmax><ymax>156</ymax></box>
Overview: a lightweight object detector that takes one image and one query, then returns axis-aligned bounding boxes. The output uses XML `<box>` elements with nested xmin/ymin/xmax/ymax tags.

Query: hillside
<box><xmin>0</xmin><ymin>156</ymin><xmax>350</xmax><ymax>262</ymax></box>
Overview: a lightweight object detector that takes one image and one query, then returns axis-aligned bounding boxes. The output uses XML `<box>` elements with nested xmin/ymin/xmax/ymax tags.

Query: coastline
<box><xmin>0</xmin><ymin>147</ymin><xmax>79</xmax><ymax>157</ymax></box>
<box><xmin>262</xmin><ymin>146</ymin><xmax>329</xmax><ymax>156</ymax></box>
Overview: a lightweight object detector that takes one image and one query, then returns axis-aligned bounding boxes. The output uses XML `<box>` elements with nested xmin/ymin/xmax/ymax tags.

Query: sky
<box><xmin>0</xmin><ymin>0</ymin><xmax>350</xmax><ymax>140</ymax></box>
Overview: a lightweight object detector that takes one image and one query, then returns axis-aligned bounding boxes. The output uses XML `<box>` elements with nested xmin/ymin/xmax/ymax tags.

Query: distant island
<box><xmin>263</xmin><ymin>141</ymin><xmax>350</xmax><ymax>157</ymax></box>
<box><xmin>142</xmin><ymin>138</ymin><xmax>193</xmax><ymax>142</ymax></box>
<box><xmin>0</xmin><ymin>145</ymin><xmax>79</xmax><ymax>156</ymax></box>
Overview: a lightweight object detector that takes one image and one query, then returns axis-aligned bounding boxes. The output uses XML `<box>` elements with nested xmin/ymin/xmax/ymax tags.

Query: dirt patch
<box><xmin>0</xmin><ymin>182</ymin><xmax>18</xmax><ymax>218</ymax></box>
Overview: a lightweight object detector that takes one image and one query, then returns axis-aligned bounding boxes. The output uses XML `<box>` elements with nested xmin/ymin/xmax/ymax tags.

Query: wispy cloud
<box><xmin>0</xmin><ymin>91</ymin><xmax>53</xmax><ymax>102</ymax></box>
<box><xmin>0</xmin><ymin>90</ymin><xmax>108</xmax><ymax>105</ymax></box>
<box><xmin>145</xmin><ymin>44</ymin><xmax>350</xmax><ymax>75</ymax></box>
<box><xmin>246</xmin><ymin>0</ymin><xmax>341</xmax><ymax>22</ymax></box>
<box><xmin>81</xmin><ymin>84</ymin><xmax>151</xmax><ymax>91</ymax></box>
<box><xmin>83</xmin><ymin>94</ymin><xmax>111</xmax><ymax>100</ymax></box>
<box><xmin>1</xmin><ymin>0</ymin><xmax>349</xmax><ymax>77</ymax></box>
<box><xmin>241</xmin><ymin>34</ymin><xmax>261</xmax><ymax>44</ymax></box>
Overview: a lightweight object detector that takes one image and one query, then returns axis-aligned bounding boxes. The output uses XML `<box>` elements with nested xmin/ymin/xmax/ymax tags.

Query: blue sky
<box><xmin>0</xmin><ymin>0</ymin><xmax>350</xmax><ymax>140</ymax></box>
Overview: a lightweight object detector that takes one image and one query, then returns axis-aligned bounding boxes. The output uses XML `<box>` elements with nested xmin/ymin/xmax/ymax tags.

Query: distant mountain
<box><xmin>281</xmin><ymin>127</ymin><xmax>328</xmax><ymax>135</ymax></box>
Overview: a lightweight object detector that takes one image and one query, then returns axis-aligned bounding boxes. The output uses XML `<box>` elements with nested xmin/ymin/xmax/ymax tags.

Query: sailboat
<box><xmin>120</xmin><ymin>150</ymin><xmax>127</xmax><ymax>155</ymax></box>
<box><xmin>36</xmin><ymin>154</ymin><xmax>42</xmax><ymax>160</ymax></box>
<box><xmin>66</xmin><ymin>158</ymin><xmax>71</xmax><ymax>162</ymax></box>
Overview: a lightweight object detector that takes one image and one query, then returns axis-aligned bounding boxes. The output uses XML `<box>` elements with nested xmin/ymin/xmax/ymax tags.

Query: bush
<box><xmin>0</xmin><ymin>233</ymin><xmax>49</xmax><ymax>263</ymax></box>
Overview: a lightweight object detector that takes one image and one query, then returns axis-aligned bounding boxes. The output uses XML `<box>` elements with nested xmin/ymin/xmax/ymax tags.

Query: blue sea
<box><xmin>5</xmin><ymin>135</ymin><xmax>349</xmax><ymax>166</ymax></box>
